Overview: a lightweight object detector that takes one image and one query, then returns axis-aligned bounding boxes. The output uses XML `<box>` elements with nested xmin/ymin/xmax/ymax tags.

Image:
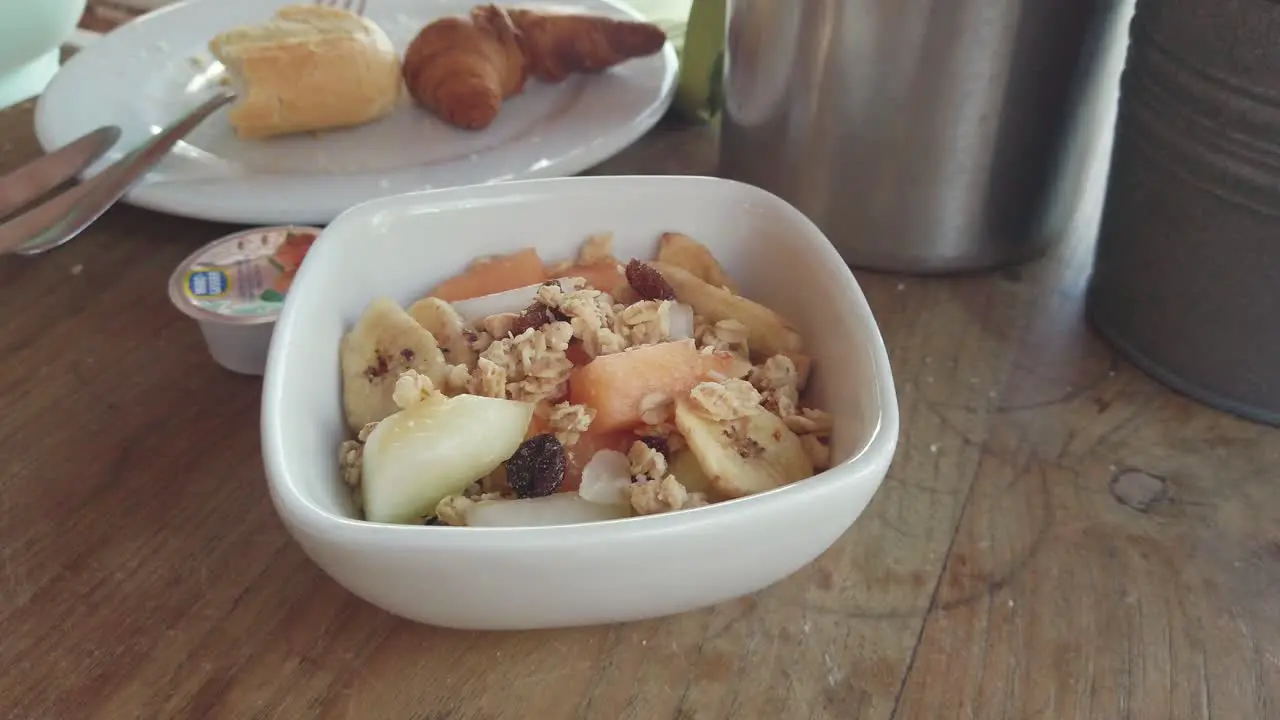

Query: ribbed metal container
<box><xmin>1088</xmin><ymin>0</ymin><xmax>1280</xmax><ymax>425</ymax></box>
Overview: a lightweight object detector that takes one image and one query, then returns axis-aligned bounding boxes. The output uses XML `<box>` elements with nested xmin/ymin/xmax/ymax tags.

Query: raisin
<box><xmin>422</xmin><ymin>516</ymin><xmax>441</xmax><ymax>526</ymax></box>
<box><xmin>505</xmin><ymin>433</ymin><xmax>567</xmax><ymax>499</ymax></box>
<box><xmin>625</xmin><ymin>259</ymin><xmax>676</xmax><ymax>301</ymax></box>
<box><xmin>400</xmin><ymin>348</ymin><xmax>415</xmax><ymax>362</ymax></box>
<box><xmin>640</xmin><ymin>435</ymin><xmax>670</xmax><ymax>458</ymax></box>
<box><xmin>509</xmin><ymin>301</ymin><xmax>559</xmax><ymax>336</ymax></box>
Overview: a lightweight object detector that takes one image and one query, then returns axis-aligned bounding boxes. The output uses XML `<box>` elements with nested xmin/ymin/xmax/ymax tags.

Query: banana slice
<box><xmin>674</xmin><ymin>396</ymin><xmax>813</xmax><ymax>499</ymax></box>
<box><xmin>668</xmin><ymin>447</ymin><xmax>716</xmax><ymax>495</ymax></box>
<box><xmin>650</xmin><ymin>261</ymin><xmax>803</xmax><ymax>360</ymax></box>
<box><xmin>656</xmin><ymin>232</ymin><xmax>738</xmax><ymax>293</ymax></box>
<box><xmin>408</xmin><ymin>296</ymin><xmax>477</xmax><ymax>368</ymax></box>
<box><xmin>340</xmin><ymin>297</ymin><xmax>450</xmax><ymax>431</ymax></box>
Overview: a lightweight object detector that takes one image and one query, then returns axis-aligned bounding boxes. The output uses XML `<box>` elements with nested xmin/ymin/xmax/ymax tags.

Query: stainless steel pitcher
<box><xmin>718</xmin><ymin>0</ymin><xmax>1128</xmax><ymax>273</ymax></box>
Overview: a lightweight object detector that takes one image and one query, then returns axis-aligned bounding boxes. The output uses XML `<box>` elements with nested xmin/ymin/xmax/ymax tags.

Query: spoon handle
<box><xmin>0</xmin><ymin>90</ymin><xmax>235</xmax><ymax>257</ymax></box>
<box><xmin>0</xmin><ymin>125</ymin><xmax>121</xmax><ymax>222</ymax></box>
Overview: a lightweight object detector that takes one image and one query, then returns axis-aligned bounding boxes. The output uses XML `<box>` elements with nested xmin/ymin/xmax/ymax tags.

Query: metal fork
<box><xmin>314</xmin><ymin>0</ymin><xmax>367</xmax><ymax>15</ymax></box>
<box><xmin>0</xmin><ymin>90</ymin><xmax>236</xmax><ymax>256</ymax></box>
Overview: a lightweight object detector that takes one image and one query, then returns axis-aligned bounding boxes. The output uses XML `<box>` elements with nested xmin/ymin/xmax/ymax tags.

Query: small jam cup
<box><xmin>169</xmin><ymin>225</ymin><xmax>322</xmax><ymax>376</ymax></box>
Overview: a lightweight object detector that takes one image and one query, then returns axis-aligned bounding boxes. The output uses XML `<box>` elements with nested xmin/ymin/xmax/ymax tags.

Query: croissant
<box><xmin>402</xmin><ymin>4</ymin><xmax>667</xmax><ymax>130</ymax></box>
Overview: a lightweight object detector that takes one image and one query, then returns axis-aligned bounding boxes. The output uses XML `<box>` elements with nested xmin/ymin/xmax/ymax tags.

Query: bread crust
<box><xmin>210</xmin><ymin>8</ymin><xmax>403</xmax><ymax>139</ymax></box>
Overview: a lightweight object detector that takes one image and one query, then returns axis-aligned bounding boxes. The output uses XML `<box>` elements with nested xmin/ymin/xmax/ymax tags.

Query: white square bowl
<box><xmin>261</xmin><ymin>175</ymin><xmax>899</xmax><ymax>630</ymax></box>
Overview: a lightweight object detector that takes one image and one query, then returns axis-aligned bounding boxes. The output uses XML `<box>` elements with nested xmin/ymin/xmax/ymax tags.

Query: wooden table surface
<box><xmin>2</xmin><ymin>91</ymin><xmax>1278</xmax><ymax>720</ymax></box>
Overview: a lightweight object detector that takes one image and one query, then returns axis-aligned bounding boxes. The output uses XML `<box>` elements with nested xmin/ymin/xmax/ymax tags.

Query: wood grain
<box><xmin>1</xmin><ymin>91</ymin><xmax>1277</xmax><ymax>720</ymax></box>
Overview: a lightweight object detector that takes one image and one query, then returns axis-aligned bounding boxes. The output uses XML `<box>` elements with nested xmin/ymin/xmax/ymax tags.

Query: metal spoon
<box><xmin>0</xmin><ymin>90</ymin><xmax>236</xmax><ymax>256</ymax></box>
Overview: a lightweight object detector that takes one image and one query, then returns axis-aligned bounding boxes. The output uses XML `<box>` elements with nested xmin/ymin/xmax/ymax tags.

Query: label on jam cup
<box><xmin>180</xmin><ymin>227</ymin><xmax>318</xmax><ymax>319</ymax></box>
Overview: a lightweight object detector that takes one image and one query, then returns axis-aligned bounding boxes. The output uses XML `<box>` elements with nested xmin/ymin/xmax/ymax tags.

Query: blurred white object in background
<box><xmin>0</xmin><ymin>0</ymin><xmax>89</xmax><ymax>109</ymax></box>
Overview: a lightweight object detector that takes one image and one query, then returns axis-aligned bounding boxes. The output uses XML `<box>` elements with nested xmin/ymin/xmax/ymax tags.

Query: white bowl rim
<box><xmin>260</xmin><ymin>175</ymin><xmax>900</xmax><ymax>545</ymax></box>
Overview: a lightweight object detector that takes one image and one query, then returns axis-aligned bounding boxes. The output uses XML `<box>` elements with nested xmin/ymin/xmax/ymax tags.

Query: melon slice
<box><xmin>429</xmin><ymin>248</ymin><xmax>546</xmax><ymax>302</ymax></box>
<box><xmin>567</xmin><ymin>339</ymin><xmax>742</xmax><ymax>432</ymax></box>
<box><xmin>552</xmin><ymin>263</ymin><xmax>628</xmax><ymax>295</ymax></box>
<box><xmin>361</xmin><ymin>394</ymin><xmax>535</xmax><ymax>524</ymax></box>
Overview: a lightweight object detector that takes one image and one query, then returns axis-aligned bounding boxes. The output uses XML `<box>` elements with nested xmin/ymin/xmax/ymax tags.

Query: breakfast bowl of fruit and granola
<box><xmin>260</xmin><ymin>175</ymin><xmax>899</xmax><ymax>630</ymax></box>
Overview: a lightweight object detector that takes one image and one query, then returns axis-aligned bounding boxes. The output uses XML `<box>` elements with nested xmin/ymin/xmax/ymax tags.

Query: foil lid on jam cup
<box><xmin>168</xmin><ymin>225</ymin><xmax>322</xmax><ymax>376</ymax></box>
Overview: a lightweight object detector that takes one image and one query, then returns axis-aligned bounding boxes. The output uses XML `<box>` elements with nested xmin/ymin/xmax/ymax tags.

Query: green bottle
<box><xmin>672</xmin><ymin>0</ymin><xmax>726</xmax><ymax>123</ymax></box>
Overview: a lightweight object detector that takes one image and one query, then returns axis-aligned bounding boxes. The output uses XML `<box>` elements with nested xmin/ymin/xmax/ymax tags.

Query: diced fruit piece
<box><xmin>553</xmin><ymin>263</ymin><xmax>628</xmax><ymax>295</ymax></box>
<box><xmin>266</xmin><ymin>232</ymin><xmax>316</xmax><ymax>295</ymax></box>
<box><xmin>505</xmin><ymin>434</ymin><xmax>566</xmax><ymax>498</ymax></box>
<box><xmin>271</xmin><ymin>230</ymin><xmax>318</xmax><ymax>271</ymax></box>
<box><xmin>340</xmin><ymin>297</ymin><xmax>451</xmax><ymax>431</ymax></box>
<box><xmin>465</xmin><ymin>494</ymin><xmax>632</xmax><ymax>527</ymax></box>
<box><xmin>407</xmin><ymin>296</ymin><xmax>476</xmax><ymax>368</ymax></box>
<box><xmin>449</xmin><ymin>278</ymin><xmax>575</xmax><ymax>324</ymax></box>
<box><xmin>669</xmin><ymin>302</ymin><xmax>695</xmax><ymax>341</ymax></box>
<box><xmin>429</xmin><ymin>248</ymin><xmax>546</xmax><ymax>302</ymax></box>
<box><xmin>650</xmin><ymin>261</ymin><xmax>803</xmax><ymax>359</ymax></box>
<box><xmin>577</xmin><ymin>449</ymin><xmax>632</xmax><ymax>506</ymax></box>
<box><xmin>564</xmin><ymin>429</ymin><xmax>635</xmax><ymax>490</ymax></box>
<box><xmin>567</xmin><ymin>339</ymin><xmax>742</xmax><ymax>432</ymax></box>
<box><xmin>668</xmin><ymin>447</ymin><xmax>715</xmax><ymax>495</ymax></box>
<box><xmin>656</xmin><ymin>232</ymin><xmax>738</xmax><ymax>292</ymax></box>
<box><xmin>674</xmin><ymin>396</ymin><xmax>813</xmax><ymax>499</ymax></box>
<box><xmin>361</xmin><ymin>394</ymin><xmax>535</xmax><ymax>524</ymax></box>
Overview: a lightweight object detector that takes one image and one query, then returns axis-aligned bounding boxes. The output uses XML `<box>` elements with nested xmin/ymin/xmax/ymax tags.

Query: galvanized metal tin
<box><xmin>1088</xmin><ymin>0</ymin><xmax>1280</xmax><ymax>425</ymax></box>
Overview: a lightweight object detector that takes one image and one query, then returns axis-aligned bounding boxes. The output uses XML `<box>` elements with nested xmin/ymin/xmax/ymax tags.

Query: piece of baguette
<box><xmin>209</xmin><ymin>5</ymin><xmax>402</xmax><ymax>139</ymax></box>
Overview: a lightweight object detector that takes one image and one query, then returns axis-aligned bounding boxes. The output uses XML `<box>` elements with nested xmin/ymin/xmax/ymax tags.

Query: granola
<box><xmin>435</xmin><ymin>494</ymin><xmax>474</xmax><ymax>526</ymax></box>
<box><xmin>696</xmin><ymin>317</ymin><xmax>750</xmax><ymax>357</ymax></box>
<box><xmin>391</xmin><ymin>369</ymin><xmax>443</xmax><ymax>410</ymax></box>
<box><xmin>750</xmin><ymin>355</ymin><xmax>801</xmax><ymax>418</ymax></box>
<box><xmin>627</xmin><ymin>440</ymin><xmax>668</xmax><ymax>482</ymax></box>
<box><xmin>560</xmin><ymin>289</ymin><xmax>628</xmax><ymax>359</ymax></box>
<box><xmin>479</xmin><ymin>321</ymin><xmax>575</xmax><ymax>404</ymax></box>
<box><xmin>546</xmin><ymin>402</ymin><xmax>596</xmax><ymax>447</ymax></box>
<box><xmin>688</xmin><ymin>379</ymin><xmax>763</xmax><ymax>421</ymax></box>
<box><xmin>468</xmin><ymin>357</ymin><xmax>508</xmax><ymax>399</ymax></box>
<box><xmin>338</xmin><ymin>421</ymin><xmax>378</xmax><ymax>511</ymax></box>
<box><xmin>626</xmin><ymin>475</ymin><xmax>706</xmax><ymax>516</ymax></box>
<box><xmin>619</xmin><ymin>299</ymin><xmax>673</xmax><ymax>347</ymax></box>
<box><xmin>339</xmin><ymin>439</ymin><xmax>364</xmax><ymax>488</ymax></box>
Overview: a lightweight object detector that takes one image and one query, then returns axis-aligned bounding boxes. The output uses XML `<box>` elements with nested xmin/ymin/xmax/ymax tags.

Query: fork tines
<box><xmin>314</xmin><ymin>0</ymin><xmax>366</xmax><ymax>15</ymax></box>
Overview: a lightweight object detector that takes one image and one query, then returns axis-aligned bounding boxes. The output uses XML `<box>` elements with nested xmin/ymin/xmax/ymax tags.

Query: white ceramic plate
<box><xmin>33</xmin><ymin>0</ymin><xmax>678</xmax><ymax>225</ymax></box>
